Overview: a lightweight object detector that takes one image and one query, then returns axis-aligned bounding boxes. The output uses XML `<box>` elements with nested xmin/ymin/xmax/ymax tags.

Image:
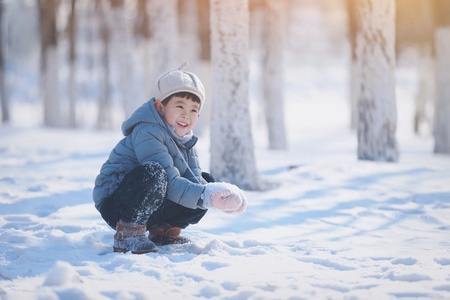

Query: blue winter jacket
<box><xmin>93</xmin><ymin>98</ymin><xmax>206</xmax><ymax>211</ymax></box>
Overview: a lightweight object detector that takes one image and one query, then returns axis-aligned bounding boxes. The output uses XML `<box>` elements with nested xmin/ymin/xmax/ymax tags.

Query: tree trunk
<box><xmin>396</xmin><ymin>0</ymin><xmax>435</xmax><ymax>135</ymax></box>
<box><xmin>0</xmin><ymin>2</ymin><xmax>9</xmax><ymax>124</ymax></box>
<box><xmin>109</xmin><ymin>0</ymin><xmax>136</xmax><ymax>117</ymax></box>
<box><xmin>96</xmin><ymin>0</ymin><xmax>113</xmax><ymax>129</ymax></box>
<box><xmin>355</xmin><ymin>0</ymin><xmax>398</xmax><ymax>162</ymax></box>
<box><xmin>39</xmin><ymin>0</ymin><xmax>61</xmax><ymax>127</ymax></box>
<box><xmin>346</xmin><ymin>0</ymin><xmax>358</xmax><ymax>130</ymax></box>
<box><xmin>135</xmin><ymin>0</ymin><xmax>153</xmax><ymax>100</ymax></box>
<box><xmin>178</xmin><ymin>0</ymin><xmax>200</xmax><ymax>68</ymax></box>
<box><xmin>433</xmin><ymin>26</ymin><xmax>450</xmax><ymax>153</ymax></box>
<box><xmin>210</xmin><ymin>0</ymin><xmax>259</xmax><ymax>190</ymax></box>
<box><xmin>148</xmin><ymin>0</ymin><xmax>178</xmax><ymax>79</ymax></box>
<box><xmin>179</xmin><ymin>0</ymin><xmax>208</xmax><ymax>136</ymax></box>
<box><xmin>262</xmin><ymin>0</ymin><xmax>287</xmax><ymax>149</ymax></box>
<box><xmin>414</xmin><ymin>45</ymin><xmax>434</xmax><ymax>135</ymax></box>
<box><xmin>68</xmin><ymin>0</ymin><xmax>77</xmax><ymax>127</ymax></box>
<box><xmin>198</xmin><ymin>0</ymin><xmax>211</xmax><ymax>61</ymax></box>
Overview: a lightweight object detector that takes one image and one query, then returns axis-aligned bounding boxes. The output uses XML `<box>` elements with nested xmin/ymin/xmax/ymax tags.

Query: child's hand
<box><xmin>202</xmin><ymin>182</ymin><xmax>247</xmax><ymax>214</ymax></box>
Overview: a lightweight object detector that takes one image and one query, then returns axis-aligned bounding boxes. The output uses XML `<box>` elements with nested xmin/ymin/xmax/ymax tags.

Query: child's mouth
<box><xmin>177</xmin><ymin>121</ymin><xmax>188</xmax><ymax>128</ymax></box>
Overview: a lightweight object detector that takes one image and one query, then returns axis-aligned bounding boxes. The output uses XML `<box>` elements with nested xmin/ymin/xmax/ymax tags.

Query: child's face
<box><xmin>155</xmin><ymin>96</ymin><xmax>200</xmax><ymax>137</ymax></box>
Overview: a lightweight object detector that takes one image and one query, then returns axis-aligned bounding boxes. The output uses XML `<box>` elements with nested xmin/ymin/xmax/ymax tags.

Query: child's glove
<box><xmin>201</xmin><ymin>182</ymin><xmax>247</xmax><ymax>214</ymax></box>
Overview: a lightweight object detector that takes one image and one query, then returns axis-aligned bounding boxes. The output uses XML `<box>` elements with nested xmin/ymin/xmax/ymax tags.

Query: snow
<box><xmin>2</xmin><ymin>63</ymin><xmax>450</xmax><ymax>299</ymax></box>
<box><xmin>1</xmin><ymin>3</ymin><xmax>450</xmax><ymax>300</ymax></box>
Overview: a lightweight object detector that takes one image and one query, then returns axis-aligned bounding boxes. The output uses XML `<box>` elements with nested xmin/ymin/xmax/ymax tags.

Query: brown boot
<box><xmin>148</xmin><ymin>225</ymin><xmax>190</xmax><ymax>246</ymax></box>
<box><xmin>113</xmin><ymin>221</ymin><xmax>158</xmax><ymax>254</ymax></box>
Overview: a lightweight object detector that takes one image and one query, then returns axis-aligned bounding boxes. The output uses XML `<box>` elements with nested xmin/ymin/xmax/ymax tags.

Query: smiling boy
<box><xmin>93</xmin><ymin>62</ymin><xmax>247</xmax><ymax>254</ymax></box>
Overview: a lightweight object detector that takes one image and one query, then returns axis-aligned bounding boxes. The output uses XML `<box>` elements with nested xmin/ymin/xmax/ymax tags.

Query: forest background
<box><xmin>0</xmin><ymin>0</ymin><xmax>449</xmax><ymax>186</ymax></box>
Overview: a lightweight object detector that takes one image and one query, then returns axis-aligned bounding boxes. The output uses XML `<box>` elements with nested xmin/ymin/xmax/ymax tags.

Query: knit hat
<box><xmin>153</xmin><ymin>62</ymin><xmax>205</xmax><ymax>110</ymax></box>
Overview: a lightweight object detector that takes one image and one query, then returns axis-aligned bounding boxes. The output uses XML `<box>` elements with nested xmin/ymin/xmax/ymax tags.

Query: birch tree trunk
<box><xmin>346</xmin><ymin>0</ymin><xmax>358</xmax><ymax>130</ymax></box>
<box><xmin>109</xmin><ymin>0</ymin><xmax>141</xmax><ymax>117</ymax></box>
<box><xmin>179</xmin><ymin>0</ymin><xmax>208</xmax><ymax>135</ymax></box>
<box><xmin>355</xmin><ymin>0</ymin><xmax>398</xmax><ymax>162</ymax></box>
<box><xmin>414</xmin><ymin>45</ymin><xmax>434</xmax><ymax>134</ymax></box>
<box><xmin>68</xmin><ymin>0</ymin><xmax>77</xmax><ymax>127</ymax></box>
<box><xmin>0</xmin><ymin>2</ymin><xmax>9</xmax><ymax>124</ymax></box>
<box><xmin>396</xmin><ymin>0</ymin><xmax>435</xmax><ymax>135</ymax></box>
<box><xmin>433</xmin><ymin>27</ymin><xmax>450</xmax><ymax>153</ymax></box>
<box><xmin>96</xmin><ymin>0</ymin><xmax>113</xmax><ymax>129</ymax></box>
<box><xmin>148</xmin><ymin>0</ymin><xmax>178</xmax><ymax>79</ymax></box>
<box><xmin>135</xmin><ymin>0</ymin><xmax>153</xmax><ymax>98</ymax></box>
<box><xmin>39</xmin><ymin>0</ymin><xmax>61</xmax><ymax>127</ymax></box>
<box><xmin>178</xmin><ymin>0</ymin><xmax>200</xmax><ymax>69</ymax></box>
<box><xmin>210</xmin><ymin>0</ymin><xmax>259</xmax><ymax>190</ymax></box>
<box><xmin>262</xmin><ymin>0</ymin><xmax>287</xmax><ymax>149</ymax></box>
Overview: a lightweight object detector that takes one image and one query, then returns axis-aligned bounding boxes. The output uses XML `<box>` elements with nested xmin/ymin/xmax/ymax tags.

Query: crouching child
<box><xmin>93</xmin><ymin>62</ymin><xmax>247</xmax><ymax>254</ymax></box>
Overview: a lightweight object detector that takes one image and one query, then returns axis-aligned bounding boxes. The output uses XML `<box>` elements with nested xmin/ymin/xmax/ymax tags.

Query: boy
<box><xmin>93</xmin><ymin>62</ymin><xmax>247</xmax><ymax>254</ymax></box>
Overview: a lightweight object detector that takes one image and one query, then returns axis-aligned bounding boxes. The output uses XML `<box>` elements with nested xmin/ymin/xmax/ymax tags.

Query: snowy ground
<box><xmin>1</xmin><ymin>60</ymin><xmax>450</xmax><ymax>299</ymax></box>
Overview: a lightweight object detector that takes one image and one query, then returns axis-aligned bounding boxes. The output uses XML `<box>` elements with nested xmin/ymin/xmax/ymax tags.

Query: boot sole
<box><xmin>113</xmin><ymin>246</ymin><xmax>158</xmax><ymax>254</ymax></box>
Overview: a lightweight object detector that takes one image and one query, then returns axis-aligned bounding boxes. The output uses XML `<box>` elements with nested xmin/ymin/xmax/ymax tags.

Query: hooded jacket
<box><xmin>93</xmin><ymin>98</ymin><xmax>206</xmax><ymax>211</ymax></box>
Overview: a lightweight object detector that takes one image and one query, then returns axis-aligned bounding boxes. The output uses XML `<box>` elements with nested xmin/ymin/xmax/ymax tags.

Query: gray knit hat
<box><xmin>153</xmin><ymin>62</ymin><xmax>205</xmax><ymax>110</ymax></box>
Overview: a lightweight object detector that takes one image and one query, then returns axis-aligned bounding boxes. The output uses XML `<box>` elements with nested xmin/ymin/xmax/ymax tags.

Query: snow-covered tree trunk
<box><xmin>148</xmin><ymin>0</ymin><xmax>178</xmax><ymax>80</ymax></box>
<box><xmin>198</xmin><ymin>0</ymin><xmax>211</xmax><ymax>61</ymax></box>
<box><xmin>355</xmin><ymin>0</ymin><xmax>398</xmax><ymax>162</ymax></box>
<box><xmin>135</xmin><ymin>0</ymin><xmax>153</xmax><ymax>98</ymax></box>
<box><xmin>39</xmin><ymin>0</ymin><xmax>61</xmax><ymax>127</ymax></box>
<box><xmin>67</xmin><ymin>0</ymin><xmax>77</xmax><ymax>127</ymax></box>
<box><xmin>262</xmin><ymin>0</ymin><xmax>287</xmax><ymax>149</ymax></box>
<box><xmin>414</xmin><ymin>45</ymin><xmax>434</xmax><ymax>135</ymax></box>
<box><xmin>433</xmin><ymin>27</ymin><xmax>450</xmax><ymax>153</ymax></box>
<box><xmin>96</xmin><ymin>0</ymin><xmax>113</xmax><ymax>129</ymax></box>
<box><xmin>349</xmin><ymin>59</ymin><xmax>358</xmax><ymax>130</ymax></box>
<box><xmin>346</xmin><ymin>0</ymin><xmax>358</xmax><ymax>130</ymax></box>
<box><xmin>108</xmin><ymin>0</ymin><xmax>141</xmax><ymax>117</ymax></box>
<box><xmin>178</xmin><ymin>0</ymin><xmax>200</xmax><ymax>69</ymax></box>
<box><xmin>210</xmin><ymin>0</ymin><xmax>259</xmax><ymax>190</ymax></box>
<box><xmin>179</xmin><ymin>0</ymin><xmax>208</xmax><ymax>135</ymax></box>
<box><xmin>0</xmin><ymin>2</ymin><xmax>9</xmax><ymax>124</ymax></box>
<box><xmin>0</xmin><ymin>57</ymin><xmax>6</xmax><ymax>124</ymax></box>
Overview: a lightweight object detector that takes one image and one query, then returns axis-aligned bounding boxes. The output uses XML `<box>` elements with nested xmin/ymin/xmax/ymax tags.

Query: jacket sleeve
<box><xmin>130</xmin><ymin>123</ymin><xmax>205</xmax><ymax>209</ymax></box>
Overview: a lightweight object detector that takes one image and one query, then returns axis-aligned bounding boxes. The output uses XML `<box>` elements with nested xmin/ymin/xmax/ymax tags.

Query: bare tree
<box><xmin>433</xmin><ymin>27</ymin><xmax>450</xmax><ymax>153</ymax></box>
<box><xmin>68</xmin><ymin>0</ymin><xmax>78</xmax><ymax>127</ymax></box>
<box><xmin>178</xmin><ymin>0</ymin><xmax>209</xmax><ymax>136</ymax></box>
<box><xmin>198</xmin><ymin>0</ymin><xmax>211</xmax><ymax>62</ymax></box>
<box><xmin>210</xmin><ymin>0</ymin><xmax>259</xmax><ymax>190</ymax></box>
<box><xmin>134</xmin><ymin>0</ymin><xmax>153</xmax><ymax>100</ymax></box>
<box><xmin>39</xmin><ymin>0</ymin><xmax>61</xmax><ymax>127</ymax></box>
<box><xmin>148</xmin><ymin>0</ymin><xmax>178</xmax><ymax>79</ymax></box>
<box><xmin>345</xmin><ymin>0</ymin><xmax>358</xmax><ymax>130</ymax></box>
<box><xmin>178</xmin><ymin>0</ymin><xmax>201</xmax><ymax>69</ymax></box>
<box><xmin>0</xmin><ymin>2</ymin><xmax>9</xmax><ymax>124</ymax></box>
<box><xmin>96</xmin><ymin>0</ymin><xmax>113</xmax><ymax>129</ymax></box>
<box><xmin>396</xmin><ymin>0</ymin><xmax>435</xmax><ymax>135</ymax></box>
<box><xmin>432</xmin><ymin>0</ymin><xmax>450</xmax><ymax>153</ymax></box>
<box><xmin>109</xmin><ymin>0</ymin><xmax>143</xmax><ymax>117</ymax></box>
<box><xmin>134</xmin><ymin>0</ymin><xmax>151</xmax><ymax>40</ymax></box>
<box><xmin>261</xmin><ymin>0</ymin><xmax>287</xmax><ymax>149</ymax></box>
<box><xmin>355</xmin><ymin>0</ymin><xmax>398</xmax><ymax>162</ymax></box>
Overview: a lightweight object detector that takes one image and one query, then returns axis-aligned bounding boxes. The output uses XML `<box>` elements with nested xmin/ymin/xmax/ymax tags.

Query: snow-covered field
<box><xmin>1</xmin><ymin>59</ymin><xmax>450</xmax><ymax>299</ymax></box>
<box><xmin>2</xmin><ymin>2</ymin><xmax>450</xmax><ymax>299</ymax></box>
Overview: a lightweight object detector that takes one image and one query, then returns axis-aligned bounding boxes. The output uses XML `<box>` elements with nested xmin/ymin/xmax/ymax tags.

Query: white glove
<box><xmin>201</xmin><ymin>182</ymin><xmax>247</xmax><ymax>214</ymax></box>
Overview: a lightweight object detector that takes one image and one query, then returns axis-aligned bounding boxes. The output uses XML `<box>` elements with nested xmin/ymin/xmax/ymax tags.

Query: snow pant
<box><xmin>99</xmin><ymin>161</ymin><xmax>209</xmax><ymax>230</ymax></box>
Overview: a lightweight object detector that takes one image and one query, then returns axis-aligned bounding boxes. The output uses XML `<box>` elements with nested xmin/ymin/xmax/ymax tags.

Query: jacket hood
<box><xmin>121</xmin><ymin>98</ymin><xmax>165</xmax><ymax>136</ymax></box>
<box><xmin>121</xmin><ymin>98</ymin><xmax>198</xmax><ymax>148</ymax></box>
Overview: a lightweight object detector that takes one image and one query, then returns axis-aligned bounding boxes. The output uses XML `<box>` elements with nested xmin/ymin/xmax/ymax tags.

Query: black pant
<box><xmin>99</xmin><ymin>162</ymin><xmax>208</xmax><ymax>230</ymax></box>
